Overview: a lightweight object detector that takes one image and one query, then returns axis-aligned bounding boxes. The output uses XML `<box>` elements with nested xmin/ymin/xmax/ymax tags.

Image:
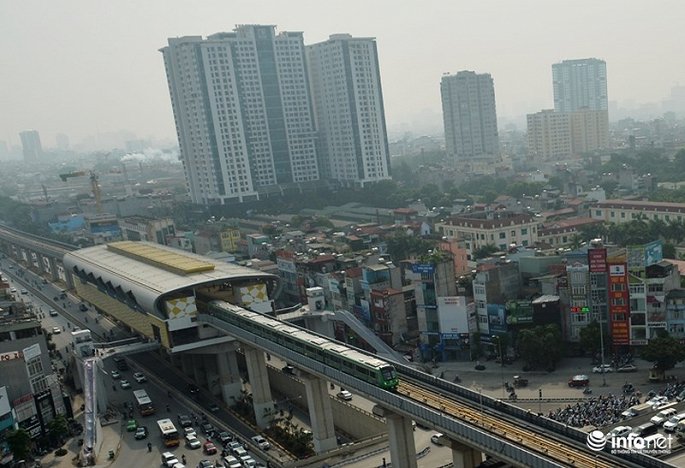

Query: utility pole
<box><xmin>599</xmin><ymin>315</ymin><xmax>607</xmax><ymax>387</ymax></box>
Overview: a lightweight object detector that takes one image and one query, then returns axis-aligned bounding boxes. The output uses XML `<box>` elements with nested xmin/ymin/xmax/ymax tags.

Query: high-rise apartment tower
<box><xmin>160</xmin><ymin>25</ymin><xmax>319</xmax><ymax>205</ymax></box>
<box><xmin>307</xmin><ymin>34</ymin><xmax>391</xmax><ymax>186</ymax></box>
<box><xmin>440</xmin><ymin>71</ymin><xmax>499</xmax><ymax>166</ymax></box>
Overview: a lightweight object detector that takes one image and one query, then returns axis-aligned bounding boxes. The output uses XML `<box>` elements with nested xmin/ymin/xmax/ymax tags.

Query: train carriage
<box><xmin>208</xmin><ymin>300</ymin><xmax>398</xmax><ymax>390</ymax></box>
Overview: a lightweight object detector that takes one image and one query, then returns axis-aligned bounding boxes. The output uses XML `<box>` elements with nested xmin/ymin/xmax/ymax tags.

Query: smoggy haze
<box><xmin>1</xmin><ymin>0</ymin><xmax>683</xmax><ymax>146</ymax></box>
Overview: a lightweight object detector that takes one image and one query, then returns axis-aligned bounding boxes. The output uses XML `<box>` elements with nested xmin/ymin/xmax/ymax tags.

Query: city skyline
<box><xmin>1</xmin><ymin>1</ymin><xmax>684</xmax><ymax>146</ymax></box>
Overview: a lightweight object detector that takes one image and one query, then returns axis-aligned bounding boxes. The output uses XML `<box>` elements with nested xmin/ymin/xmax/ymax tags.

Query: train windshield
<box><xmin>381</xmin><ymin>366</ymin><xmax>396</xmax><ymax>380</ymax></box>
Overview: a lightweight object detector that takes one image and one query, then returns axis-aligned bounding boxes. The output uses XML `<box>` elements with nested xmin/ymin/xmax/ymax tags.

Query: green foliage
<box><xmin>311</xmin><ymin>216</ymin><xmax>334</xmax><ymax>229</ymax></box>
<box><xmin>47</xmin><ymin>414</ymin><xmax>69</xmax><ymax>442</ymax></box>
<box><xmin>606</xmin><ymin>218</ymin><xmax>685</xmax><ymax>246</ymax></box>
<box><xmin>579</xmin><ymin>321</ymin><xmax>611</xmax><ymax>357</ymax></box>
<box><xmin>663</xmin><ymin>242</ymin><xmax>676</xmax><ymax>259</ymax></box>
<box><xmin>386</xmin><ymin>232</ymin><xmax>434</xmax><ymax>262</ymax></box>
<box><xmin>641</xmin><ymin>333</ymin><xmax>685</xmax><ymax>371</ymax></box>
<box><xmin>473</xmin><ymin>244</ymin><xmax>499</xmax><ymax>260</ymax></box>
<box><xmin>516</xmin><ymin>325</ymin><xmax>563</xmax><ymax>370</ymax></box>
<box><xmin>6</xmin><ymin>428</ymin><xmax>31</xmax><ymax>460</ymax></box>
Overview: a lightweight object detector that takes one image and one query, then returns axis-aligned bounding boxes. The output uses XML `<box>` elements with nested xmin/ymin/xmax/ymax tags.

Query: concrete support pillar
<box><xmin>450</xmin><ymin>441</ymin><xmax>482</xmax><ymax>468</ymax></box>
<box><xmin>192</xmin><ymin>354</ymin><xmax>205</xmax><ymax>388</ymax></box>
<box><xmin>64</xmin><ymin>268</ymin><xmax>74</xmax><ymax>288</ymax></box>
<box><xmin>217</xmin><ymin>350</ymin><xmax>242</xmax><ymax>405</ymax></box>
<box><xmin>377</xmin><ymin>407</ymin><xmax>417</xmax><ymax>468</ymax></box>
<box><xmin>48</xmin><ymin>256</ymin><xmax>60</xmax><ymax>281</ymax></box>
<box><xmin>301</xmin><ymin>374</ymin><xmax>337</xmax><ymax>453</ymax></box>
<box><xmin>244</xmin><ymin>346</ymin><xmax>275</xmax><ymax>429</ymax></box>
<box><xmin>180</xmin><ymin>354</ymin><xmax>193</xmax><ymax>376</ymax></box>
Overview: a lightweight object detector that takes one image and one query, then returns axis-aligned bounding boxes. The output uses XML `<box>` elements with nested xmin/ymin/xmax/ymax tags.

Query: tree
<box><xmin>641</xmin><ymin>333</ymin><xmax>685</xmax><ymax>371</ymax></box>
<box><xmin>663</xmin><ymin>242</ymin><xmax>676</xmax><ymax>259</ymax></box>
<box><xmin>579</xmin><ymin>320</ymin><xmax>611</xmax><ymax>358</ymax></box>
<box><xmin>6</xmin><ymin>428</ymin><xmax>31</xmax><ymax>461</ymax></box>
<box><xmin>386</xmin><ymin>232</ymin><xmax>433</xmax><ymax>262</ymax></box>
<box><xmin>47</xmin><ymin>414</ymin><xmax>69</xmax><ymax>444</ymax></box>
<box><xmin>473</xmin><ymin>244</ymin><xmax>499</xmax><ymax>260</ymax></box>
<box><xmin>516</xmin><ymin>325</ymin><xmax>563</xmax><ymax>371</ymax></box>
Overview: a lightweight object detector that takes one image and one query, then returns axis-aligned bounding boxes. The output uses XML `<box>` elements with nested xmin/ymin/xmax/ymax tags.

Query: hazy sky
<box><xmin>1</xmin><ymin>0</ymin><xmax>683</xmax><ymax>147</ymax></box>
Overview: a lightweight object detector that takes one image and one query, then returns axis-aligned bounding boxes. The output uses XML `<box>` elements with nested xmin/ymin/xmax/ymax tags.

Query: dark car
<box><xmin>79</xmin><ymin>303</ymin><xmax>88</xmax><ymax>312</ymax></box>
<box><xmin>178</xmin><ymin>414</ymin><xmax>192</xmax><ymax>428</ymax></box>
<box><xmin>218</xmin><ymin>431</ymin><xmax>232</xmax><ymax>445</ymax></box>
<box><xmin>201</xmin><ymin>422</ymin><xmax>214</xmax><ymax>435</ymax></box>
<box><xmin>282</xmin><ymin>365</ymin><xmax>295</xmax><ymax>375</ymax></box>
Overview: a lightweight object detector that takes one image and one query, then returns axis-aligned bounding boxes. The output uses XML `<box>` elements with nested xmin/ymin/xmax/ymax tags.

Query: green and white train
<box><xmin>207</xmin><ymin>300</ymin><xmax>399</xmax><ymax>391</ymax></box>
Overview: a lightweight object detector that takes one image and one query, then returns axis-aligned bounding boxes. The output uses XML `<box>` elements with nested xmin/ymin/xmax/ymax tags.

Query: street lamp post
<box><xmin>493</xmin><ymin>335</ymin><xmax>504</xmax><ymax>398</ymax></box>
<box><xmin>599</xmin><ymin>317</ymin><xmax>607</xmax><ymax>387</ymax></box>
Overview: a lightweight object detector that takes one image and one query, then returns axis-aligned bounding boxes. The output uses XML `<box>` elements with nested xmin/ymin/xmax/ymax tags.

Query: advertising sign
<box><xmin>23</xmin><ymin>343</ymin><xmax>41</xmax><ymax>362</ymax></box>
<box><xmin>588</xmin><ymin>248</ymin><xmax>607</xmax><ymax>273</ymax></box>
<box><xmin>644</xmin><ymin>240</ymin><xmax>663</xmax><ymax>267</ymax></box>
<box><xmin>0</xmin><ymin>351</ymin><xmax>22</xmax><ymax>362</ymax></box>
<box><xmin>609</xmin><ymin>264</ymin><xmax>626</xmax><ymax>276</ymax></box>
<box><xmin>487</xmin><ymin>304</ymin><xmax>507</xmax><ymax>334</ymax></box>
<box><xmin>411</xmin><ymin>264</ymin><xmax>434</xmax><ymax>274</ymax></box>
<box><xmin>505</xmin><ymin>301</ymin><xmax>534</xmax><ymax>325</ymax></box>
<box><xmin>611</xmin><ymin>322</ymin><xmax>630</xmax><ymax>345</ymax></box>
<box><xmin>436</xmin><ymin>296</ymin><xmax>469</xmax><ymax>335</ymax></box>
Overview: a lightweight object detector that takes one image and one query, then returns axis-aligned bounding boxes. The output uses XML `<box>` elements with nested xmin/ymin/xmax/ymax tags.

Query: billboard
<box><xmin>436</xmin><ymin>296</ymin><xmax>469</xmax><ymax>335</ymax></box>
<box><xmin>505</xmin><ymin>301</ymin><xmax>533</xmax><ymax>325</ymax></box>
<box><xmin>411</xmin><ymin>264</ymin><xmax>434</xmax><ymax>274</ymax></box>
<box><xmin>588</xmin><ymin>248</ymin><xmax>607</xmax><ymax>273</ymax></box>
<box><xmin>644</xmin><ymin>240</ymin><xmax>663</xmax><ymax>267</ymax></box>
<box><xmin>487</xmin><ymin>304</ymin><xmax>507</xmax><ymax>334</ymax></box>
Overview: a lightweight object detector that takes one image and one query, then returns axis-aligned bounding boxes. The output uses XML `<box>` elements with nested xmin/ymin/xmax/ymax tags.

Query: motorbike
<box><xmin>583</xmin><ymin>387</ymin><xmax>592</xmax><ymax>395</ymax></box>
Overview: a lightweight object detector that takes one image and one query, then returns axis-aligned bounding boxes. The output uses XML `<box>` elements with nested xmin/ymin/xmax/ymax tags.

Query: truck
<box><xmin>621</xmin><ymin>402</ymin><xmax>654</xmax><ymax>419</ymax></box>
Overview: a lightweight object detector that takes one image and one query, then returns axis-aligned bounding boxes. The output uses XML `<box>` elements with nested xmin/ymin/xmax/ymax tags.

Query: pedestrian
<box><xmin>147</xmin><ymin>442</ymin><xmax>152</xmax><ymax>452</ymax></box>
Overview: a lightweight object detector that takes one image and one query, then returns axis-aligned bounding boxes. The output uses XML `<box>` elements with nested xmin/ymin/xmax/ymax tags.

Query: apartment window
<box><xmin>612</xmin><ymin>297</ymin><xmax>626</xmax><ymax>306</ymax></box>
<box><xmin>499</xmin><ymin>232</ymin><xmax>506</xmax><ymax>239</ymax></box>
<box><xmin>521</xmin><ymin>228</ymin><xmax>528</xmax><ymax>235</ymax></box>
<box><xmin>511</xmin><ymin>230</ymin><xmax>516</xmax><ymax>237</ymax></box>
<box><xmin>610</xmin><ymin>211</ymin><xmax>615</xmax><ymax>218</ymax></box>
<box><xmin>621</xmin><ymin>212</ymin><xmax>626</xmax><ymax>218</ymax></box>
<box><xmin>611</xmin><ymin>283</ymin><xmax>626</xmax><ymax>292</ymax></box>
<box><xmin>595</xmin><ymin>210</ymin><xmax>602</xmax><ymax>216</ymax></box>
<box><xmin>613</xmin><ymin>313</ymin><xmax>626</xmax><ymax>321</ymax></box>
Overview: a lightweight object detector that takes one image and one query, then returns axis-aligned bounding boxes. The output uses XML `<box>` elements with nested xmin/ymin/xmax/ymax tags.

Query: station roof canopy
<box><xmin>63</xmin><ymin>241</ymin><xmax>277</xmax><ymax>315</ymax></box>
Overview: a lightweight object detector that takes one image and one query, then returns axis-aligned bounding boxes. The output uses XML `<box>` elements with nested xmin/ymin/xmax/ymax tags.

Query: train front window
<box><xmin>381</xmin><ymin>367</ymin><xmax>396</xmax><ymax>380</ymax></box>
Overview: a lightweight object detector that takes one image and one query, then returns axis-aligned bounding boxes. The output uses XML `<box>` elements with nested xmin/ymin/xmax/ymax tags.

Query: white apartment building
<box><xmin>160</xmin><ymin>25</ymin><xmax>319</xmax><ymax>205</ymax></box>
<box><xmin>591</xmin><ymin>200</ymin><xmax>685</xmax><ymax>224</ymax></box>
<box><xmin>569</xmin><ymin>108</ymin><xmax>610</xmax><ymax>153</ymax></box>
<box><xmin>436</xmin><ymin>212</ymin><xmax>539</xmax><ymax>261</ymax></box>
<box><xmin>307</xmin><ymin>34</ymin><xmax>391</xmax><ymax>186</ymax></box>
<box><xmin>553</xmin><ymin>58</ymin><xmax>608</xmax><ymax>112</ymax></box>
<box><xmin>440</xmin><ymin>71</ymin><xmax>499</xmax><ymax>166</ymax></box>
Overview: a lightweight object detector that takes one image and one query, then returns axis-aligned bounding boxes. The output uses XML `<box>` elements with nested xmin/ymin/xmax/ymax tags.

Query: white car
<box><xmin>664</xmin><ymin>413</ymin><xmax>685</xmax><ymax>432</ymax></box>
<box><xmin>52</xmin><ymin>326</ymin><xmax>61</xmax><ymax>334</ymax></box>
<box><xmin>651</xmin><ymin>408</ymin><xmax>678</xmax><ymax>426</ymax></box>
<box><xmin>120</xmin><ymin>379</ymin><xmax>131</xmax><ymax>389</ymax></box>
<box><xmin>10</xmin><ymin>288</ymin><xmax>16</xmax><ymax>293</ymax></box>
<box><xmin>183</xmin><ymin>426</ymin><xmax>196</xmax><ymax>437</ymax></box>
<box><xmin>251</xmin><ymin>435</ymin><xmax>270</xmax><ymax>450</ymax></box>
<box><xmin>185</xmin><ymin>434</ymin><xmax>201</xmax><ymax>449</ymax></box>
<box><xmin>49</xmin><ymin>309</ymin><xmax>58</xmax><ymax>317</ymax></box>
<box><xmin>161</xmin><ymin>452</ymin><xmax>179</xmax><ymax>468</ymax></box>
<box><xmin>592</xmin><ymin>364</ymin><xmax>613</xmax><ymax>374</ymax></box>
<box><xmin>337</xmin><ymin>390</ymin><xmax>353</xmax><ymax>401</ymax></box>
<box><xmin>133</xmin><ymin>372</ymin><xmax>146</xmax><ymax>383</ymax></box>
<box><xmin>222</xmin><ymin>456</ymin><xmax>241</xmax><ymax>468</ymax></box>
<box><xmin>608</xmin><ymin>426</ymin><xmax>632</xmax><ymax>437</ymax></box>
<box><xmin>240</xmin><ymin>456</ymin><xmax>256</xmax><ymax>468</ymax></box>
<box><xmin>111</xmin><ymin>370</ymin><xmax>121</xmax><ymax>379</ymax></box>
<box><xmin>647</xmin><ymin>396</ymin><xmax>669</xmax><ymax>408</ymax></box>
<box><xmin>430</xmin><ymin>433</ymin><xmax>444</xmax><ymax>445</ymax></box>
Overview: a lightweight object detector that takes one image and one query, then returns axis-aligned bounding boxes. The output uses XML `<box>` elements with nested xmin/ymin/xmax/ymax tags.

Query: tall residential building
<box><xmin>160</xmin><ymin>25</ymin><xmax>319</xmax><ymax>205</ymax></box>
<box><xmin>440</xmin><ymin>71</ymin><xmax>499</xmax><ymax>166</ymax></box>
<box><xmin>56</xmin><ymin>133</ymin><xmax>70</xmax><ymax>151</ymax></box>
<box><xmin>526</xmin><ymin>110</ymin><xmax>572</xmax><ymax>161</ymax></box>
<box><xmin>307</xmin><ymin>34</ymin><xmax>391</xmax><ymax>186</ymax></box>
<box><xmin>552</xmin><ymin>58</ymin><xmax>608</xmax><ymax>112</ymax></box>
<box><xmin>569</xmin><ymin>108</ymin><xmax>610</xmax><ymax>153</ymax></box>
<box><xmin>19</xmin><ymin>130</ymin><xmax>43</xmax><ymax>162</ymax></box>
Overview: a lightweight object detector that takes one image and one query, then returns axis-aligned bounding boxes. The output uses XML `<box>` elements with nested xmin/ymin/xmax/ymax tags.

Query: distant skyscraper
<box><xmin>160</xmin><ymin>25</ymin><xmax>319</xmax><ymax>205</ymax></box>
<box><xmin>56</xmin><ymin>133</ymin><xmax>70</xmax><ymax>151</ymax></box>
<box><xmin>440</xmin><ymin>71</ymin><xmax>499</xmax><ymax>166</ymax></box>
<box><xmin>19</xmin><ymin>130</ymin><xmax>43</xmax><ymax>162</ymax></box>
<box><xmin>307</xmin><ymin>34</ymin><xmax>391</xmax><ymax>186</ymax></box>
<box><xmin>552</xmin><ymin>58</ymin><xmax>608</xmax><ymax>112</ymax></box>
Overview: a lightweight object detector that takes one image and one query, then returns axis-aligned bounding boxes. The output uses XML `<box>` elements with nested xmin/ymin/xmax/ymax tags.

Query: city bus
<box><xmin>156</xmin><ymin>418</ymin><xmax>180</xmax><ymax>447</ymax></box>
<box><xmin>133</xmin><ymin>389</ymin><xmax>155</xmax><ymax>416</ymax></box>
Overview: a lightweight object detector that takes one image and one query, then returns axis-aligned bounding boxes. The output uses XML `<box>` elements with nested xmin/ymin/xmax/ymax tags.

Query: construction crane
<box><xmin>59</xmin><ymin>170</ymin><xmax>103</xmax><ymax>213</ymax></box>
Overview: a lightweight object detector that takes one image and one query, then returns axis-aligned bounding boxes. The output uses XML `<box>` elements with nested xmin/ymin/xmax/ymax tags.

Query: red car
<box><xmin>568</xmin><ymin>374</ymin><xmax>590</xmax><ymax>387</ymax></box>
<box><xmin>203</xmin><ymin>441</ymin><xmax>217</xmax><ymax>455</ymax></box>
